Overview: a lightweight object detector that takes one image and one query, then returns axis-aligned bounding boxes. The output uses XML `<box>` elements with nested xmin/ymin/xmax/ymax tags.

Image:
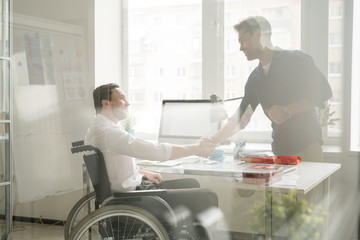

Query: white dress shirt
<box><xmin>85</xmin><ymin>114</ymin><xmax>172</xmax><ymax>192</ymax></box>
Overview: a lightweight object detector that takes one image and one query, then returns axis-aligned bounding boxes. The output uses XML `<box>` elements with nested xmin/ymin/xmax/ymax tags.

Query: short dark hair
<box><xmin>233</xmin><ymin>16</ymin><xmax>272</xmax><ymax>40</ymax></box>
<box><xmin>93</xmin><ymin>83</ymin><xmax>119</xmax><ymax>114</ymax></box>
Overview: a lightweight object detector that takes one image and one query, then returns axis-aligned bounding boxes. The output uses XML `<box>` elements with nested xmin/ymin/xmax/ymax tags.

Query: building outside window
<box><xmin>329</xmin><ymin>1</ymin><xmax>343</xmax><ymax>19</ymax></box>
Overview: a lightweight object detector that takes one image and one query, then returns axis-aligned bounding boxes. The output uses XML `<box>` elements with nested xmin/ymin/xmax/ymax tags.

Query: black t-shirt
<box><xmin>238</xmin><ymin>50</ymin><xmax>332</xmax><ymax>155</ymax></box>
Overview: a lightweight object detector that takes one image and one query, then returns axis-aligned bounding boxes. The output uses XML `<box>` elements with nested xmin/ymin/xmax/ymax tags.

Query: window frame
<box><xmin>345</xmin><ymin>0</ymin><xmax>359</xmax><ymax>152</ymax></box>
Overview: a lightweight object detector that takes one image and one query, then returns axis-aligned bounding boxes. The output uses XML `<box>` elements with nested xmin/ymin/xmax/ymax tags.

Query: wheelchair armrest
<box><xmin>103</xmin><ymin>189</ymin><xmax>170</xmax><ymax>209</ymax></box>
<box><xmin>113</xmin><ymin>189</ymin><xmax>167</xmax><ymax>198</ymax></box>
<box><xmin>71</xmin><ymin>145</ymin><xmax>99</xmax><ymax>154</ymax></box>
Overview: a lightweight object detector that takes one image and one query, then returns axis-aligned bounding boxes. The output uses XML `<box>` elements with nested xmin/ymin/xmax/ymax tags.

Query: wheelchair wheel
<box><xmin>64</xmin><ymin>191</ymin><xmax>97</xmax><ymax>240</ymax></box>
<box><xmin>69</xmin><ymin>204</ymin><xmax>170</xmax><ymax>240</ymax></box>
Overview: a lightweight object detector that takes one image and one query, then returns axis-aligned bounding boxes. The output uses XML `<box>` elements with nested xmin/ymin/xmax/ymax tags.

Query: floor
<box><xmin>7</xmin><ymin>221</ymin><xmax>64</xmax><ymax>240</ymax></box>
<box><xmin>1</xmin><ymin>220</ymin><xmax>358</xmax><ymax>240</ymax></box>
<box><xmin>6</xmin><ymin>221</ymin><xmax>237</xmax><ymax>240</ymax></box>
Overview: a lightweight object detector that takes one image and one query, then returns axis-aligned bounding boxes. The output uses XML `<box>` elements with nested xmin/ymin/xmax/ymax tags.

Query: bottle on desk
<box><xmin>234</xmin><ymin>141</ymin><xmax>246</xmax><ymax>159</ymax></box>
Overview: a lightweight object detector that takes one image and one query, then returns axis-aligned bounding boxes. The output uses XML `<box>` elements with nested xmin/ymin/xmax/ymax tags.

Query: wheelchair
<box><xmin>65</xmin><ymin>140</ymin><xmax>218</xmax><ymax>240</ymax></box>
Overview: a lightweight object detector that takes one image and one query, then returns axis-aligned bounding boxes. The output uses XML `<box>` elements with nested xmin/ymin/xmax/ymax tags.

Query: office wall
<box><xmin>94</xmin><ymin>0</ymin><xmax>122</xmax><ymax>87</ymax></box>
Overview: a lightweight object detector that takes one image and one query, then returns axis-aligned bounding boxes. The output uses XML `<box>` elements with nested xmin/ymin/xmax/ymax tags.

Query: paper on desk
<box><xmin>136</xmin><ymin>160</ymin><xmax>160</xmax><ymax>166</ymax></box>
<box><xmin>272</xmin><ymin>172</ymin><xmax>300</xmax><ymax>186</ymax></box>
<box><xmin>157</xmin><ymin>157</ymin><xmax>200</xmax><ymax>166</ymax></box>
<box><xmin>137</xmin><ymin>157</ymin><xmax>200</xmax><ymax>167</ymax></box>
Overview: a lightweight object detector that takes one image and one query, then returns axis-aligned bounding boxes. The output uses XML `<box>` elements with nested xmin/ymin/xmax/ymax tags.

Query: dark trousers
<box><xmin>136</xmin><ymin>178</ymin><xmax>218</xmax><ymax>219</ymax></box>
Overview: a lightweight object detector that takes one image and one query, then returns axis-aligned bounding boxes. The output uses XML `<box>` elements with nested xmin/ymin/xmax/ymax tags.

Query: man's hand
<box><xmin>266</xmin><ymin>105</ymin><xmax>291</xmax><ymax>124</ymax></box>
<box><xmin>142</xmin><ymin>171</ymin><xmax>163</xmax><ymax>185</ymax></box>
<box><xmin>200</xmin><ymin>136</ymin><xmax>215</xmax><ymax>144</ymax></box>
<box><xmin>196</xmin><ymin>137</ymin><xmax>216</xmax><ymax>158</ymax></box>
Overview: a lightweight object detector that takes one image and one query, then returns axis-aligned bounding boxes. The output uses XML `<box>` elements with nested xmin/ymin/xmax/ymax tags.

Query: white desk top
<box><xmin>138</xmin><ymin>156</ymin><xmax>341</xmax><ymax>195</ymax></box>
<box><xmin>294</xmin><ymin>161</ymin><xmax>340</xmax><ymax>194</ymax></box>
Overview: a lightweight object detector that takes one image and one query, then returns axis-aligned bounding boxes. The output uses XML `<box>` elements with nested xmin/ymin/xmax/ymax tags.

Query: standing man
<box><xmin>209</xmin><ymin>16</ymin><xmax>332</xmax><ymax>162</ymax></box>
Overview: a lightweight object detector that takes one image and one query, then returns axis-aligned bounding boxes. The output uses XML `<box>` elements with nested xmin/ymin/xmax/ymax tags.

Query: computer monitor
<box><xmin>158</xmin><ymin>100</ymin><xmax>220</xmax><ymax>144</ymax></box>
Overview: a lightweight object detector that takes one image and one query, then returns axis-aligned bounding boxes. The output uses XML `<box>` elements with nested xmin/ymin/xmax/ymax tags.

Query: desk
<box><xmin>139</xmin><ymin>156</ymin><xmax>341</xmax><ymax>239</ymax></box>
<box><xmin>140</xmin><ymin>156</ymin><xmax>340</xmax><ymax>192</ymax></box>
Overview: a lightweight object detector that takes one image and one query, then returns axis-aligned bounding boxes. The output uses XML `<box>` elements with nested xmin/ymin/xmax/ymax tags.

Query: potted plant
<box><xmin>122</xmin><ymin>113</ymin><xmax>136</xmax><ymax>135</ymax></box>
<box><xmin>317</xmin><ymin>103</ymin><xmax>340</xmax><ymax>128</ymax></box>
<box><xmin>248</xmin><ymin>189</ymin><xmax>327</xmax><ymax>240</ymax></box>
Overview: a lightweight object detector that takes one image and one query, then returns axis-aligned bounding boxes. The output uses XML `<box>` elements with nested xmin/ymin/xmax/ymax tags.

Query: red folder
<box><xmin>274</xmin><ymin>156</ymin><xmax>301</xmax><ymax>165</ymax></box>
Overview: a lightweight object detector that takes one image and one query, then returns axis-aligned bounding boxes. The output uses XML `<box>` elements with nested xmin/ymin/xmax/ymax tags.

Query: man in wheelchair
<box><xmin>83</xmin><ymin>83</ymin><xmax>219</xmax><ymax>239</ymax></box>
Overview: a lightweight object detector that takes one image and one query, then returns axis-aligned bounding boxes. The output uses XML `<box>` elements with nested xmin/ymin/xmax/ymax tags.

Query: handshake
<box><xmin>195</xmin><ymin>137</ymin><xmax>218</xmax><ymax>158</ymax></box>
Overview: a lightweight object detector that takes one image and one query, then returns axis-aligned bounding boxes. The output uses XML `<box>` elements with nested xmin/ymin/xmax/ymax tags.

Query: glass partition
<box><xmin>0</xmin><ymin>124</ymin><xmax>9</xmax><ymax>182</ymax></box>
<box><xmin>0</xmin><ymin>0</ymin><xmax>12</xmax><ymax>238</ymax></box>
<box><xmin>0</xmin><ymin>0</ymin><xmax>10</xmax><ymax>57</ymax></box>
<box><xmin>0</xmin><ymin>60</ymin><xmax>10</xmax><ymax>121</ymax></box>
<box><xmin>0</xmin><ymin>186</ymin><xmax>5</xmax><ymax>235</ymax></box>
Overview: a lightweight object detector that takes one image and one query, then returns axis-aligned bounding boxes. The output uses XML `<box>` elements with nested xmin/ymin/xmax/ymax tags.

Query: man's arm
<box><xmin>209</xmin><ymin>104</ymin><xmax>254</xmax><ymax>144</ymax></box>
<box><xmin>209</xmin><ymin>119</ymin><xmax>240</xmax><ymax>144</ymax></box>
<box><xmin>169</xmin><ymin>138</ymin><xmax>215</xmax><ymax>159</ymax></box>
<box><xmin>286</xmin><ymin>99</ymin><xmax>314</xmax><ymax>116</ymax></box>
<box><xmin>266</xmin><ymin>99</ymin><xmax>314</xmax><ymax>124</ymax></box>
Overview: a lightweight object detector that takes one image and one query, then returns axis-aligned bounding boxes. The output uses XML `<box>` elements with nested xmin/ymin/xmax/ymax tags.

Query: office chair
<box><xmin>66</xmin><ymin>140</ymin><xmax>216</xmax><ymax>240</ymax></box>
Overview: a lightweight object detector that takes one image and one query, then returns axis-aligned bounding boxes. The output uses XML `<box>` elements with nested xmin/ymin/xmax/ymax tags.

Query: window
<box><xmin>153</xmin><ymin>16</ymin><xmax>162</xmax><ymax>27</ymax></box>
<box><xmin>262</xmin><ymin>6</ymin><xmax>290</xmax><ymax>20</ymax></box>
<box><xmin>329</xmin><ymin>2</ymin><xmax>343</xmax><ymax>19</ymax></box>
<box><xmin>154</xmin><ymin>67</ymin><xmax>164</xmax><ymax>78</ymax></box>
<box><xmin>329</xmin><ymin>33</ymin><xmax>342</xmax><ymax>47</ymax></box>
<box><xmin>327</xmin><ymin>0</ymin><xmax>344</xmax><ymax>139</ymax></box>
<box><xmin>177</xmin><ymin>67</ymin><xmax>187</xmax><ymax>78</ymax></box>
<box><xmin>126</xmin><ymin>0</ymin><xmax>202</xmax><ymax>133</ymax></box>
<box><xmin>176</xmin><ymin>15</ymin><xmax>186</xmax><ymax>27</ymax></box>
<box><xmin>129</xmin><ymin>66</ymin><xmax>143</xmax><ymax>79</ymax></box>
<box><xmin>129</xmin><ymin>89</ymin><xmax>144</xmax><ymax>104</ymax></box>
<box><xmin>329</xmin><ymin>62</ymin><xmax>342</xmax><ymax>76</ymax></box>
<box><xmin>225</xmin><ymin>65</ymin><xmax>236</xmax><ymax>78</ymax></box>
<box><xmin>153</xmin><ymin>92</ymin><xmax>163</xmax><ymax>103</ymax></box>
<box><xmin>192</xmin><ymin>37</ymin><xmax>201</xmax><ymax>52</ymax></box>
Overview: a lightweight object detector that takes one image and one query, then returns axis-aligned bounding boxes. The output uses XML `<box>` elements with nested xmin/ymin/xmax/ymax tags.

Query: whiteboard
<box><xmin>12</xmin><ymin>14</ymin><xmax>94</xmax><ymax>203</ymax></box>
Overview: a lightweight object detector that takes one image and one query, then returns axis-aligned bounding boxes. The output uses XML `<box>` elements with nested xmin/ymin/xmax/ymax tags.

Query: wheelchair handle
<box><xmin>71</xmin><ymin>144</ymin><xmax>100</xmax><ymax>154</ymax></box>
<box><xmin>72</xmin><ymin>140</ymin><xmax>85</xmax><ymax>147</ymax></box>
